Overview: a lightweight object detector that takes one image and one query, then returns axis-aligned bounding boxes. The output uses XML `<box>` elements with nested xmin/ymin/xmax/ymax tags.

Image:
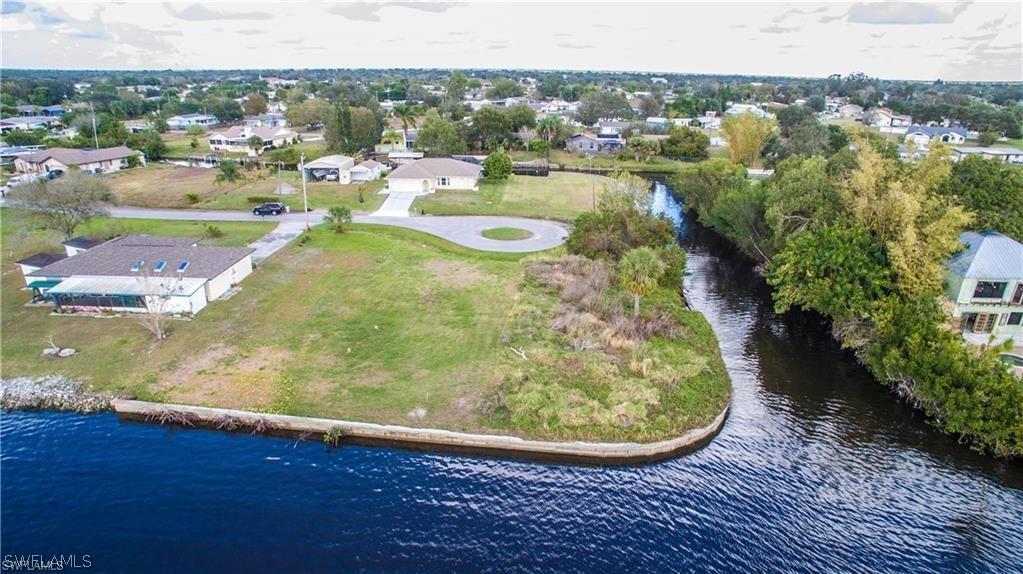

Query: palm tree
<box><xmin>618</xmin><ymin>247</ymin><xmax>666</xmax><ymax>317</ymax></box>
<box><xmin>392</xmin><ymin>103</ymin><xmax>419</xmax><ymax>141</ymax></box>
<box><xmin>537</xmin><ymin>115</ymin><xmax>562</xmax><ymax>143</ymax></box>
<box><xmin>247</xmin><ymin>134</ymin><xmax>265</xmax><ymax>156</ymax></box>
<box><xmin>214</xmin><ymin>159</ymin><xmax>243</xmax><ymax>185</ymax></box>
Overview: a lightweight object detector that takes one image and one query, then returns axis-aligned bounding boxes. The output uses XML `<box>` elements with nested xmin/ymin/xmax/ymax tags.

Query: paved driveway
<box><xmin>371</xmin><ymin>192</ymin><xmax>418</xmax><ymax>217</ymax></box>
<box><xmin>84</xmin><ymin>207</ymin><xmax>569</xmax><ymax>254</ymax></box>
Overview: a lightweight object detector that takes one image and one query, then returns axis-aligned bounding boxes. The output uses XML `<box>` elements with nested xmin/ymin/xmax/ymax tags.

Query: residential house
<box><xmin>945</xmin><ymin>231</ymin><xmax>1023</xmax><ymax>345</ymax></box>
<box><xmin>0</xmin><ymin>116</ymin><xmax>58</xmax><ymax>133</ymax></box>
<box><xmin>724</xmin><ymin>104</ymin><xmax>774</xmax><ymax>119</ymax></box>
<box><xmin>349</xmin><ymin>160</ymin><xmax>386</xmax><ymax>182</ymax></box>
<box><xmin>837</xmin><ymin>104</ymin><xmax>864</xmax><ymax>119</ymax></box>
<box><xmin>904</xmin><ymin>125</ymin><xmax>968</xmax><ymax>148</ymax></box>
<box><xmin>302</xmin><ymin>155</ymin><xmax>355</xmax><ymax>183</ymax></box>
<box><xmin>870</xmin><ymin>108</ymin><xmax>912</xmax><ymax>128</ymax></box>
<box><xmin>565</xmin><ymin>132</ymin><xmax>626</xmax><ymax>154</ymax></box>
<box><xmin>952</xmin><ymin>146</ymin><xmax>1023</xmax><ymax>164</ymax></box>
<box><xmin>63</xmin><ymin>237</ymin><xmax>104</xmax><ymax>256</ymax></box>
<box><xmin>15</xmin><ymin>252</ymin><xmax>67</xmax><ymax>300</ymax></box>
<box><xmin>20</xmin><ymin>235</ymin><xmax>255</xmax><ymax>315</ymax></box>
<box><xmin>207</xmin><ymin>125</ymin><xmax>297</xmax><ymax>155</ymax></box>
<box><xmin>14</xmin><ymin>146</ymin><xmax>145</xmax><ymax>174</ymax></box>
<box><xmin>166</xmin><ymin>113</ymin><xmax>219</xmax><ymax>130</ymax></box>
<box><xmin>0</xmin><ymin>145</ymin><xmax>45</xmax><ymax>167</ymax></box>
<box><xmin>244</xmin><ymin>114</ymin><xmax>288</xmax><ymax>128</ymax></box>
<box><xmin>385</xmin><ymin>158</ymin><xmax>482</xmax><ymax>194</ymax></box>
<box><xmin>387</xmin><ymin>151</ymin><xmax>425</xmax><ymax>166</ymax></box>
<box><xmin>375</xmin><ymin>128</ymin><xmax>418</xmax><ymax>154</ymax></box>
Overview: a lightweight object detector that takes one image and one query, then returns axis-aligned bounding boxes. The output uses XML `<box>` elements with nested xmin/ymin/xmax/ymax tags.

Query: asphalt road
<box><xmin>102</xmin><ymin>206</ymin><xmax>570</xmax><ymax>253</ymax></box>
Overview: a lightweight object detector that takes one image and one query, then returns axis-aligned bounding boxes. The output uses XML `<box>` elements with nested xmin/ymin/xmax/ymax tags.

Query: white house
<box><xmin>14</xmin><ymin>146</ymin><xmax>145</xmax><ymax>174</ymax></box>
<box><xmin>349</xmin><ymin>160</ymin><xmax>386</xmax><ymax>182</ymax></box>
<box><xmin>302</xmin><ymin>154</ymin><xmax>355</xmax><ymax>183</ymax></box>
<box><xmin>385</xmin><ymin>158</ymin><xmax>482</xmax><ymax>194</ymax></box>
<box><xmin>166</xmin><ymin>114</ymin><xmax>219</xmax><ymax>130</ymax></box>
<box><xmin>945</xmin><ymin>231</ymin><xmax>1023</xmax><ymax>345</ymax></box>
<box><xmin>0</xmin><ymin>116</ymin><xmax>58</xmax><ymax>133</ymax></box>
<box><xmin>870</xmin><ymin>108</ymin><xmax>912</xmax><ymax>128</ymax></box>
<box><xmin>952</xmin><ymin>146</ymin><xmax>1023</xmax><ymax>164</ymax></box>
<box><xmin>904</xmin><ymin>125</ymin><xmax>968</xmax><ymax>148</ymax></box>
<box><xmin>724</xmin><ymin>104</ymin><xmax>774</xmax><ymax>119</ymax></box>
<box><xmin>837</xmin><ymin>104</ymin><xmax>864</xmax><ymax>119</ymax></box>
<box><xmin>565</xmin><ymin>132</ymin><xmax>625</xmax><ymax>154</ymax></box>
<box><xmin>207</xmin><ymin>125</ymin><xmax>297</xmax><ymax>155</ymax></box>
<box><xmin>244</xmin><ymin>114</ymin><xmax>288</xmax><ymax>128</ymax></box>
<box><xmin>22</xmin><ymin>235</ymin><xmax>254</xmax><ymax>316</ymax></box>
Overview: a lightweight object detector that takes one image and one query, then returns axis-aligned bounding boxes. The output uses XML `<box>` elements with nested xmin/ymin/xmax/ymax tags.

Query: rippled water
<box><xmin>2</xmin><ymin>182</ymin><xmax>1021</xmax><ymax>573</ymax></box>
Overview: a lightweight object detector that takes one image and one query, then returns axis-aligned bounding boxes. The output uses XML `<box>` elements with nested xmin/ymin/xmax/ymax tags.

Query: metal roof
<box><xmin>947</xmin><ymin>231</ymin><xmax>1023</xmax><ymax>280</ymax></box>
<box><xmin>304</xmin><ymin>154</ymin><xmax>355</xmax><ymax>169</ymax></box>
<box><xmin>47</xmin><ymin>275</ymin><xmax>207</xmax><ymax>297</ymax></box>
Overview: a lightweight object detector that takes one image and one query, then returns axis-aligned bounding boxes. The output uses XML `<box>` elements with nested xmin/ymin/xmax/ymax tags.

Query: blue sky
<box><xmin>1</xmin><ymin>1</ymin><xmax>1020</xmax><ymax>81</ymax></box>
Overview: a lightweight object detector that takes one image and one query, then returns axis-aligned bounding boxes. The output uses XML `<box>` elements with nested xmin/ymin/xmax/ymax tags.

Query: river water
<box><xmin>2</xmin><ymin>182</ymin><xmax>1021</xmax><ymax>573</ymax></box>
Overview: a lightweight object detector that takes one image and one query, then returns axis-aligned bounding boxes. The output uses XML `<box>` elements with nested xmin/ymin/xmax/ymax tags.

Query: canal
<box><xmin>2</xmin><ymin>181</ymin><xmax>1021</xmax><ymax>573</ymax></box>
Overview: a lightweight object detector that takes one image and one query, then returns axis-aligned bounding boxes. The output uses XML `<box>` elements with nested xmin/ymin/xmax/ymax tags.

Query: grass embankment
<box><xmin>414</xmin><ymin>172</ymin><xmax>606</xmax><ymax>221</ymax></box>
<box><xmin>104</xmin><ymin>164</ymin><xmax>386</xmax><ymax>213</ymax></box>
<box><xmin>2</xmin><ymin>214</ymin><xmax>730</xmax><ymax>442</ymax></box>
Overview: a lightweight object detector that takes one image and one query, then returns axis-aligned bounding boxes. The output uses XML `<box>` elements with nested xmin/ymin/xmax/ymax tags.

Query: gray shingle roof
<box><xmin>16</xmin><ymin>252</ymin><xmax>67</xmax><ymax>268</ymax></box>
<box><xmin>20</xmin><ymin>146</ymin><xmax>140</xmax><ymax>166</ymax></box>
<box><xmin>28</xmin><ymin>235</ymin><xmax>253</xmax><ymax>280</ymax></box>
<box><xmin>62</xmin><ymin>236</ymin><xmax>104</xmax><ymax>250</ymax></box>
<box><xmin>947</xmin><ymin>231</ymin><xmax>1023</xmax><ymax>280</ymax></box>
<box><xmin>905</xmin><ymin>125</ymin><xmax>968</xmax><ymax>138</ymax></box>
<box><xmin>386</xmin><ymin>158</ymin><xmax>482</xmax><ymax>180</ymax></box>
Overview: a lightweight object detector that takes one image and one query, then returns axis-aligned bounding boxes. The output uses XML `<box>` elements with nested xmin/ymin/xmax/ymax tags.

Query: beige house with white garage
<box><xmin>385</xmin><ymin>158</ymin><xmax>482</xmax><ymax>194</ymax></box>
<box><xmin>21</xmin><ymin>235</ymin><xmax>254</xmax><ymax>316</ymax></box>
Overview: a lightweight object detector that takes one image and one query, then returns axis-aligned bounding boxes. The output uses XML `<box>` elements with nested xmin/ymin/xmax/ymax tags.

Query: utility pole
<box><xmin>300</xmin><ymin>153</ymin><xmax>309</xmax><ymax>230</ymax></box>
<box><xmin>89</xmin><ymin>101</ymin><xmax>99</xmax><ymax>149</ymax></box>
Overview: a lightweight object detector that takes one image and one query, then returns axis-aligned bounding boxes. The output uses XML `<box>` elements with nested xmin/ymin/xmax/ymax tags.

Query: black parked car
<box><xmin>252</xmin><ymin>202</ymin><xmax>288</xmax><ymax>216</ymax></box>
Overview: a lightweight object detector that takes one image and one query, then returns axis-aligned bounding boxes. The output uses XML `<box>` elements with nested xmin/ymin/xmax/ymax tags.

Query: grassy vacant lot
<box><xmin>1</xmin><ymin>213</ymin><xmax>729</xmax><ymax>442</ymax></box>
<box><xmin>104</xmin><ymin>164</ymin><xmax>386</xmax><ymax>213</ymax></box>
<box><xmin>413</xmin><ymin>172</ymin><xmax>606</xmax><ymax>221</ymax></box>
<box><xmin>511</xmin><ymin>149</ymin><xmax>690</xmax><ymax>173</ymax></box>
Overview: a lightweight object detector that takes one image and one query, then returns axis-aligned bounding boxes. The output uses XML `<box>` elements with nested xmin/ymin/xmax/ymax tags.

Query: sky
<box><xmin>1</xmin><ymin>1</ymin><xmax>1021</xmax><ymax>81</ymax></box>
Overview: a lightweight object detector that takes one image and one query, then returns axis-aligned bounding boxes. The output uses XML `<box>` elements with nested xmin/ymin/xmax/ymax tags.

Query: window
<box><xmin>154</xmin><ymin>260</ymin><xmax>167</xmax><ymax>273</ymax></box>
<box><xmin>177</xmin><ymin>261</ymin><xmax>189</xmax><ymax>273</ymax></box>
<box><xmin>130</xmin><ymin>260</ymin><xmax>144</xmax><ymax>272</ymax></box>
<box><xmin>1009</xmin><ymin>312</ymin><xmax>1023</xmax><ymax>326</ymax></box>
<box><xmin>1013</xmin><ymin>284</ymin><xmax>1023</xmax><ymax>305</ymax></box>
<box><xmin>973</xmin><ymin>281</ymin><xmax>1007</xmax><ymax>299</ymax></box>
<box><xmin>436</xmin><ymin>177</ymin><xmax>450</xmax><ymax>186</ymax></box>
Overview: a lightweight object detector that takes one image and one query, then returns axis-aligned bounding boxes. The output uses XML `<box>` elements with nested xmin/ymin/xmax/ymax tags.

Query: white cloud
<box><xmin>0</xmin><ymin>2</ymin><xmax>1018</xmax><ymax>81</ymax></box>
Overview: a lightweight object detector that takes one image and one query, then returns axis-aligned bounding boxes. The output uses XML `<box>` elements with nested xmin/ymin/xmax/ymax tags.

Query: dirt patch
<box><xmin>157</xmin><ymin>345</ymin><xmax>294</xmax><ymax>410</ymax></box>
<box><xmin>423</xmin><ymin>259</ymin><xmax>488</xmax><ymax>289</ymax></box>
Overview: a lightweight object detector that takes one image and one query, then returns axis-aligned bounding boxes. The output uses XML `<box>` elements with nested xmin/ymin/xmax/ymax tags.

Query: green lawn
<box><xmin>413</xmin><ymin>172</ymin><xmax>607</xmax><ymax>221</ymax></box>
<box><xmin>511</xmin><ymin>149</ymin><xmax>690</xmax><ymax>173</ymax></box>
<box><xmin>481</xmin><ymin>227</ymin><xmax>534</xmax><ymax>240</ymax></box>
<box><xmin>104</xmin><ymin>164</ymin><xmax>386</xmax><ymax>213</ymax></box>
<box><xmin>1</xmin><ymin>213</ymin><xmax>730</xmax><ymax>442</ymax></box>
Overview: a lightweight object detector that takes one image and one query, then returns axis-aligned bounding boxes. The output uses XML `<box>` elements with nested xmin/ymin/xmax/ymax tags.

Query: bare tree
<box><xmin>6</xmin><ymin>172</ymin><xmax>119</xmax><ymax>240</ymax></box>
<box><xmin>132</xmin><ymin>269</ymin><xmax>186</xmax><ymax>341</ymax></box>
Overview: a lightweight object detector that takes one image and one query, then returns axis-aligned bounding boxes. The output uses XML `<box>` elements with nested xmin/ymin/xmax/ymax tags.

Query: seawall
<box><xmin>112</xmin><ymin>399</ymin><xmax>729</xmax><ymax>466</ymax></box>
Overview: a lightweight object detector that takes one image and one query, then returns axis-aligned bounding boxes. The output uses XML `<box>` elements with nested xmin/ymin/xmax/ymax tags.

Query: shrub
<box><xmin>246</xmin><ymin>195</ymin><xmax>277</xmax><ymax>204</ymax></box>
<box><xmin>203</xmin><ymin>224</ymin><xmax>223</xmax><ymax>238</ymax></box>
<box><xmin>325</xmin><ymin>206</ymin><xmax>352</xmax><ymax>233</ymax></box>
<box><xmin>976</xmin><ymin>131</ymin><xmax>998</xmax><ymax>147</ymax></box>
<box><xmin>483</xmin><ymin>147</ymin><xmax>512</xmax><ymax>179</ymax></box>
<box><xmin>184</xmin><ymin>192</ymin><xmax>200</xmax><ymax>204</ymax></box>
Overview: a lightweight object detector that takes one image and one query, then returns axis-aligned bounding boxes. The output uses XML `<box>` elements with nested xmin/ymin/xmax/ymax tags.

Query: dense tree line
<box><xmin>671</xmin><ymin>144</ymin><xmax>1023</xmax><ymax>457</ymax></box>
